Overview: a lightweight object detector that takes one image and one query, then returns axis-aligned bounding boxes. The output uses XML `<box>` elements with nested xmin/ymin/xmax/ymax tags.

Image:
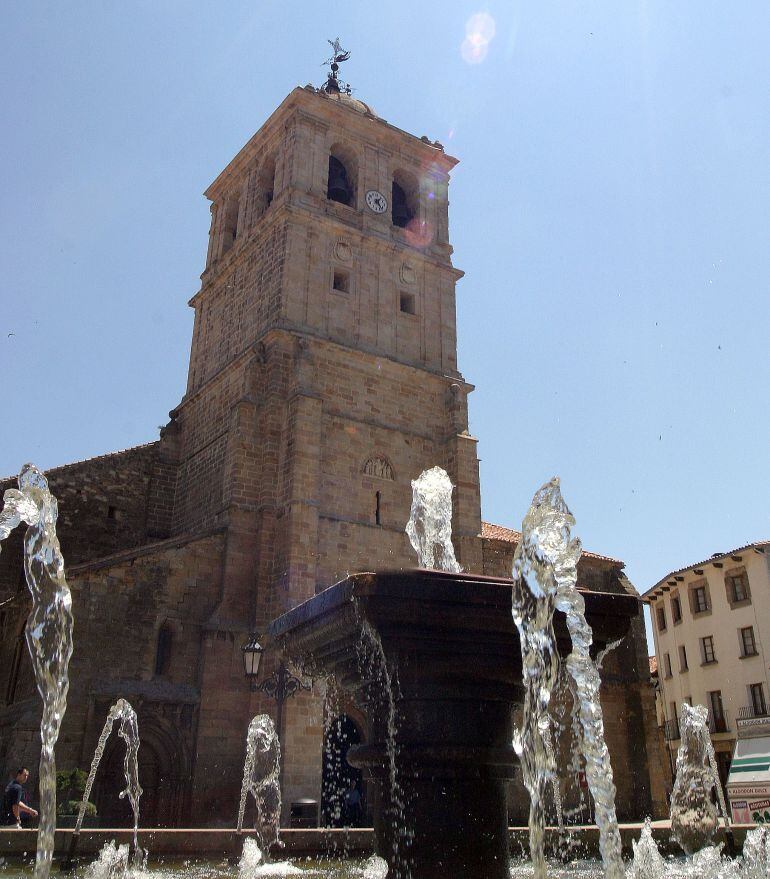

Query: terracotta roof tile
<box><xmin>481</xmin><ymin>521</ymin><xmax>624</xmax><ymax>565</ymax></box>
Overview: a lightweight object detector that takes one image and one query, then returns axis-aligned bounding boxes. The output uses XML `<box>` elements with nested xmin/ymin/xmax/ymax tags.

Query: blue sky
<box><xmin>1</xmin><ymin>3</ymin><xmax>768</xmax><ymax>648</ymax></box>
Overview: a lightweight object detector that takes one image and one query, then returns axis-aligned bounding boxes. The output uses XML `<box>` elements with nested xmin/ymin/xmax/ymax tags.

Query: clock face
<box><xmin>365</xmin><ymin>190</ymin><xmax>388</xmax><ymax>214</ymax></box>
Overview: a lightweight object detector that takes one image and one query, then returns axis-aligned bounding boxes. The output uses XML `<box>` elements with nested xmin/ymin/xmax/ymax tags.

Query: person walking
<box><xmin>3</xmin><ymin>768</ymin><xmax>38</xmax><ymax>827</ymax></box>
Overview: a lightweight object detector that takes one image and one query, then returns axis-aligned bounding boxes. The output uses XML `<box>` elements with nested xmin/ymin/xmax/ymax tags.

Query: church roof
<box><xmin>0</xmin><ymin>441</ymin><xmax>159</xmax><ymax>485</ymax></box>
<box><xmin>481</xmin><ymin>521</ymin><xmax>624</xmax><ymax>565</ymax></box>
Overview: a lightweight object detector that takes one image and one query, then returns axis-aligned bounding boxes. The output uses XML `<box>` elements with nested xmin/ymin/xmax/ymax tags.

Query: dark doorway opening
<box><xmin>321</xmin><ymin>714</ymin><xmax>364</xmax><ymax>826</ymax></box>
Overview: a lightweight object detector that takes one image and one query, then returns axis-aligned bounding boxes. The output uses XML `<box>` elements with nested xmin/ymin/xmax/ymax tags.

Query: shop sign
<box><xmin>730</xmin><ymin>797</ymin><xmax>770</xmax><ymax>824</ymax></box>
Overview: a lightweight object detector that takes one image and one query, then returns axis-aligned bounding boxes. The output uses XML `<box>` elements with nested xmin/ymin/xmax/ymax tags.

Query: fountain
<box><xmin>2</xmin><ymin>464</ymin><xmax>763</xmax><ymax>879</ymax></box>
<box><xmin>237</xmin><ymin>715</ymin><xmax>281</xmax><ymax>850</ymax></box>
<box><xmin>511</xmin><ymin>477</ymin><xmax>624</xmax><ymax>879</ymax></box>
<box><xmin>62</xmin><ymin>699</ymin><xmax>143</xmax><ymax>868</ymax></box>
<box><xmin>0</xmin><ymin>465</ymin><xmax>74</xmax><ymax>879</ymax></box>
<box><xmin>669</xmin><ymin>703</ymin><xmax>729</xmax><ymax>855</ymax></box>
<box><xmin>269</xmin><ymin>470</ymin><xmax>640</xmax><ymax>879</ymax></box>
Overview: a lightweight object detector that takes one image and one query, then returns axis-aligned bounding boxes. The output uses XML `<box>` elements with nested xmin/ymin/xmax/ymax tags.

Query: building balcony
<box><xmin>738</xmin><ymin>705</ymin><xmax>770</xmax><ymax>721</ymax></box>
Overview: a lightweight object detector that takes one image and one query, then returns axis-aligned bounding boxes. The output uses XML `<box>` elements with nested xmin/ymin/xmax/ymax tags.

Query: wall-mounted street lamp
<box><xmin>242</xmin><ymin>632</ymin><xmax>265</xmax><ymax>683</ymax></box>
<box><xmin>242</xmin><ymin>633</ymin><xmax>312</xmax><ymax>802</ymax></box>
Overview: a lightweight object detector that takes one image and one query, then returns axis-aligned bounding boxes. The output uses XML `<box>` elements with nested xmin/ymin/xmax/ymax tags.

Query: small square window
<box><xmin>671</xmin><ymin>595</ymin><xmax>682</xmax><ymax>623</ymax></box>
<box><xmin>399</xmin><ymin>291</ymin><xmax>416</xmax><ymax>315</ymax></box>
<box><xmin>656</xmin><ymin>606</ymin><xmax>667</xmax><ymax>632</ymax></box>
<box><xmin>333</xmin><ymin>270</ymin><xmax>349</xmax><ymax>293</ymax></box>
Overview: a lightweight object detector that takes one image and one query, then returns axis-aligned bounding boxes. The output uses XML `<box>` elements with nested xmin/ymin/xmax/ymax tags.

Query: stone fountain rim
<box><xmin>269</xmin><ymin>568</ymin><xmax>639</xmax><ymax>639</ymax></box>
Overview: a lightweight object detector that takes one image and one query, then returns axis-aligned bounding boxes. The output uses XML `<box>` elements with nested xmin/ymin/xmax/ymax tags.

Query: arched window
<box><xmin>327</xmin><ymin>146</ymin><xmax>357</xmax><ymax>207</ymax></box>
<box><xmin>392</xmin><ymin>170</ymin><xmax>419</xmax><ymax>228</ymax></box>
<box><xmin>256</xmin><ymin>156</ymin><xmax>276</xmax><ymax>216</ymax></box>
<box><xmin>221</xmin><ymin>195</ymin><xmax>240</xmax><ymax>254</ymax></box>
<box><xmin>154</xmin><ymin>623</ymin><xmax>173</xmax><ymax>676</ymax></box>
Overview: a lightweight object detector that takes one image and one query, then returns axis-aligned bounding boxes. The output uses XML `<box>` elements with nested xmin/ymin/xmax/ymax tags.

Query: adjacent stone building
<box><xmin>0</xmin><ymin>83</ymin><xmax>666</xmax><ymax>826</ymax></box>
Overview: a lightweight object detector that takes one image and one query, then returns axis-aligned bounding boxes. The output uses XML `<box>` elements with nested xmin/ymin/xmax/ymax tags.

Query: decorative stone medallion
<box><xmin>400</xmin><ymin>263</ymin><xmax>417</xmax><ymax>285</ymax></box>
<box><xmin>334</xmin><ymin>239</ymin><xmax>352</xmax><ymax>262</ymax></box>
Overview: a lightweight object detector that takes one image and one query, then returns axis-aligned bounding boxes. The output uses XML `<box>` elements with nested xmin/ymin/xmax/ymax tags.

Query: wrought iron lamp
<box><xmin>242</xmin><ymin>632</ymin><xmax>311</xmax><ymax>703</ymax></box>
<box><xmin>241</xmin><ymin>632</ymin><xmax>264</xmax><ymax>683</ymax></box>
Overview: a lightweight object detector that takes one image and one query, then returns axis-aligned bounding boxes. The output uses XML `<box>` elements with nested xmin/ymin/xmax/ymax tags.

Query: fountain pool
<box><xmin>0</xmin><ymin>847</ymin><xmax>769</xmax><ymax>879</ymax></box>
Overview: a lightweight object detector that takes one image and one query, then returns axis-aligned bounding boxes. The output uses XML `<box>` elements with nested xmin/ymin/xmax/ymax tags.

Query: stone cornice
<box><xmin>174</xmin><ymin>326</ymin><xmax>472</xmax><ymax>420</ymax></box>
<box><xmin>66</xmin><ymin>526</ymin><xmax>227</xmax><ymax>576</ymax></box>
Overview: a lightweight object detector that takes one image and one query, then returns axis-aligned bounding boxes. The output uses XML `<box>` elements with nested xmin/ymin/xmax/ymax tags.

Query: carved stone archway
<box><xmin>91</xmin><ymin>705</ymin><xmax>194</xmax><ymax>827</ymax></box>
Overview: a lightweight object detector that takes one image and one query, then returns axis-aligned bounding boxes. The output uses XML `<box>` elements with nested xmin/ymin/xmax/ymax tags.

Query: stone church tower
<box><xmin>168</xmin><ymin>83</ymin><xmax>482</xmax><ymax>811</ymax></box>
<box><xmin>0</xmin><ymin>80</ymin><xmax>667</xmax><ymax>827</ymax></box>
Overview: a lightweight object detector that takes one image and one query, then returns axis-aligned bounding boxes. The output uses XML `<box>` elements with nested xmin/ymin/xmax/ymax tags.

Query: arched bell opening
<box><xmin>327</xmin><ymin>146</ymin><xmax>358</xmax><ymax>207</ymax></box>
<box><xmin>392</xmin><ymin>169</ymin><xmax>419</xmax><ymax>229</ymax></box>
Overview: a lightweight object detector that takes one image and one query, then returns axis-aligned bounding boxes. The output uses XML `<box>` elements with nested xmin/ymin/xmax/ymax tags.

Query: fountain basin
<box><xmin>270</xmin><ymin>569</ymin><xmax>640</xmax><ymax>879</ymax></box>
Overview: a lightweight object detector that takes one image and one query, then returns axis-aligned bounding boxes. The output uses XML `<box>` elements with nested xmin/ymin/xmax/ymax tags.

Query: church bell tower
<box><xmin>168</xmin><ymin>46</ymin><xmax>483</xmax><ymax>813</ymax></box>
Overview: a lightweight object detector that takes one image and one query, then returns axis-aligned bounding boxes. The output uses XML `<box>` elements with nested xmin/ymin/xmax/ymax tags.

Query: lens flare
<box><xmin>404</xmin><ymin>217</ymin><xmax>434</xmax><ymax>250</ymax></box>
<box><xmin>461</xmin><ymin>12</ymin><xmax>496</xmax><ymax>65</ymax></box>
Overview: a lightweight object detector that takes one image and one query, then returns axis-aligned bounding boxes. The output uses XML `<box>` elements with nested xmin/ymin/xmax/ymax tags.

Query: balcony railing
<box><xmin>738</xmin><ymin>705</ymin><xmax>770</xmax><ymax>721</ymax></box>
<box><xmin>663</xmin><ymin>718</ymin><xmax>680</xmax><ymax>741</ymax></box>
<box><xmin>708</xmin><ymin>711</ymin><xmax>730</xmax><ymax>734</ymax></box>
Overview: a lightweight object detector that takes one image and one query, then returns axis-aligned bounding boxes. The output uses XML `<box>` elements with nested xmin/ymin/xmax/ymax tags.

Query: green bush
<box><xmin>55</xmin><ymin>769</ymin><xmax>96</xmax><ymax>817</ymax></box>
<box><xmin>56</xmin><ymin>768</ymin><xmax>88</xmax><ymax>800</ymax></box>
<box><xmin>57</xmin><ymin>799</ymin><xmax>96</xmax><ymax>818</ymax></box>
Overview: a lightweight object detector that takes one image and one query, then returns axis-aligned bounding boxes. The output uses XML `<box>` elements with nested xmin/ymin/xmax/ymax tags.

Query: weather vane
<box><xmin>322</xmin><ymin>37</ymin><xmax>352</xmax><ymax>95</ymax></box>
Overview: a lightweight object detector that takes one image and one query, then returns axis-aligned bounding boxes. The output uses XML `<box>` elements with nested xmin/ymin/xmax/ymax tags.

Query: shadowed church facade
<box><xmin>0</xmin><ymin>80</ymin><xmax>667</xmax><ymax>826</ymax></box>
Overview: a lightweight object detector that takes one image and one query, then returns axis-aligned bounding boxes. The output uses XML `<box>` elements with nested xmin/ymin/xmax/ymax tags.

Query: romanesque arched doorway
<box><xmin>93</xmin><ymin>718</ymin><xmax>190</xmax><ymax>827</ymax></box>
<box><xmin>321</xmin><ymin>714</ymin><xmax>364</xmax><ymax>827</ymax></box>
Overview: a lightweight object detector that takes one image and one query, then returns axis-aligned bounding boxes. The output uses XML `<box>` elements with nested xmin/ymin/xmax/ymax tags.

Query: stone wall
<box><xmin>0</xmin><ymin>530</ymin><xmax>228</xmax><ymax>825</ymax></box>
<box><xmin>0</xmin><ymin>443</ymin><xmax>172</xmax><ymax>716</ymax></box>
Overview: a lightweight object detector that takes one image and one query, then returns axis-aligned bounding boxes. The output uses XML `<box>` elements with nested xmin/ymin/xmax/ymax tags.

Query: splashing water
<box><xmin>629</xmin><ymin>818</ymin><xmax>665</xmax><ymax>879</ymax></box>
<box><xmin>237</xmin><ymin>715</ymin><xmax>282</xmax><ymax>854</ymax></box>
<box><xmin>552</xmin><ymin>515</ymin><xmax>624</xmax><ymax>875</ymax></box>
<box><xmin>236</xmin><ymin>836</ymin><xmax>305</xmax><ymax>877</ymax></box>
<box><xmin>742</xmin><ymin>826</ymin><xmax>770</xmax><ymax>878</ymax></box>
<box><xmin>356</xmin><ymin>618</ymin><xmax>410</xmax><ymax>878</ymax></box>
<box><xmin>627</xmin><ymin>821</ymin><xmax>769</xmax><ymax>879</ymax></box>
<box><xmin>512</xmin><ymin>477</ymin><xmax>624</xmax><ymax>879</ymax></box>
<box><xmin>405</xmin><ymin>466</ymin><xmax>461</xmax><ymax>573</ymax></box>
<box><xmin>670</xmin><ymin>703</ymin><xmax>720</xmax><ymax>854</ymax></box>
<box><xmin>0</xmin><ymin>464</ymin><xmax>74</xmax><ymax>879</ymax></box>
<box><xmin>511</xmin><ymin>478</ymin><xmax>570</xmax><ymax>879</ymax></box>
<box><xmin>361</xmin><ymin>854</ymin><xmax>389</xmax><ymax>878</ymax></box>
<box><xmin>82</xmin><ymin>841</ymin><xmax>129</xmax><ymax>879</ymax></box>
<box><xmin>76</xmin><ymin>699</ymin><xmax>142</xmax><ymax>856</ymax></box>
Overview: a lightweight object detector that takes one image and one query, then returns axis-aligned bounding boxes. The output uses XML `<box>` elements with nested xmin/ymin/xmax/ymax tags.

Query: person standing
<box><xmin>3</xmin><ymin>768</ymin><xmax>38</xmax><ymax>827</ymax></box>
<box><xmin>343</xmin><ymin>778</ymin><xmax>362</xmax><ymax>827</ymax></box>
